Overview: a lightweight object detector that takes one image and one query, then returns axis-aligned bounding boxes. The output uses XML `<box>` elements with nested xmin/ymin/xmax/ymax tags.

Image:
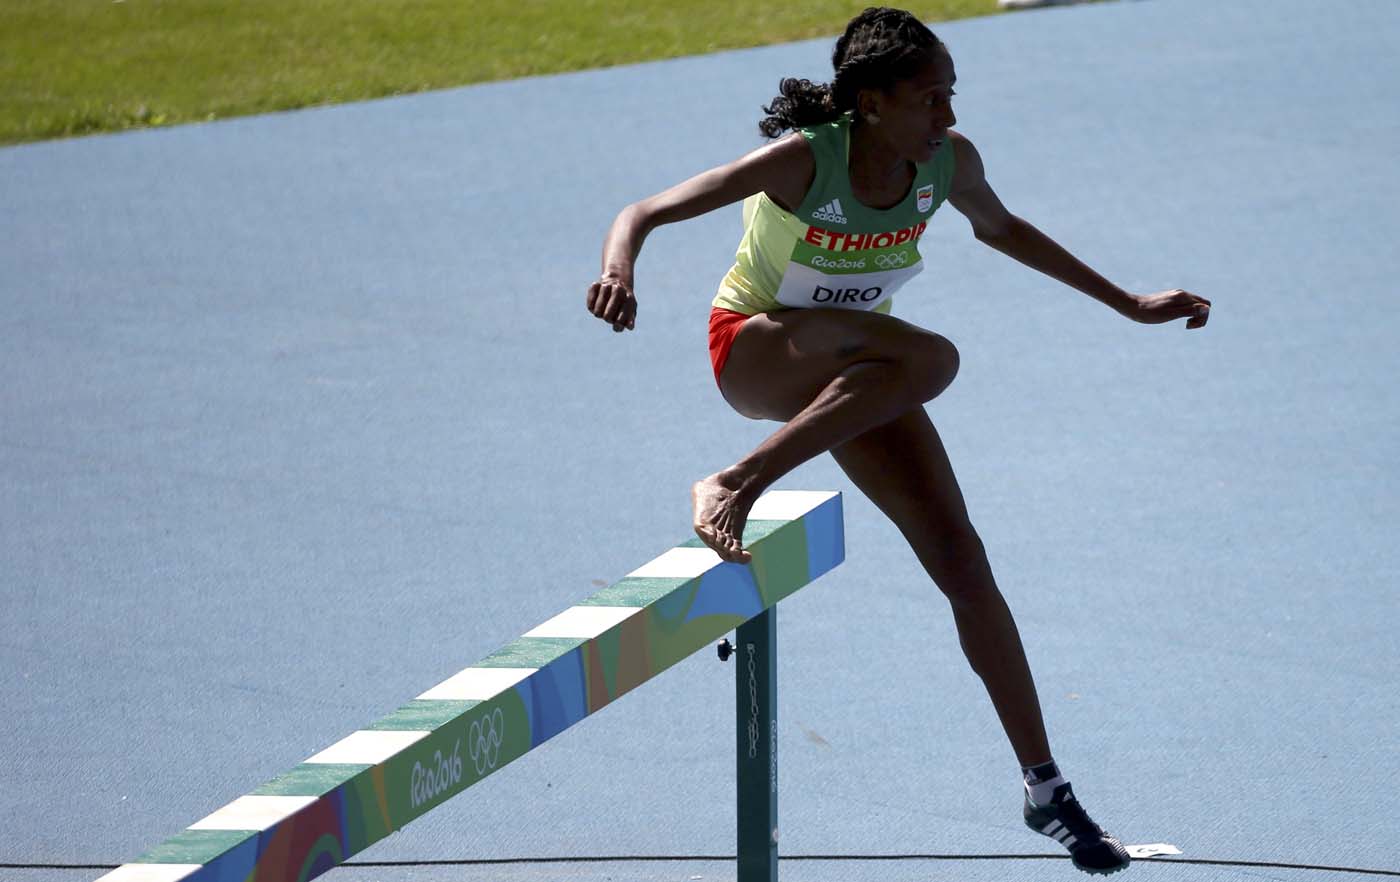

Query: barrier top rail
<box><xmin>97</xmin><ymin>489</ymin><xmax>845</xmax><ymax>882</ymax></box>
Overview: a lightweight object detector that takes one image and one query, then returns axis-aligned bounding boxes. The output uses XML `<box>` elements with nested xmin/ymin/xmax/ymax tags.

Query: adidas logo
<box><xmin>811</xmin><ymin>198</ymin><xmax>848</xmax><ymax>225</ymax></box>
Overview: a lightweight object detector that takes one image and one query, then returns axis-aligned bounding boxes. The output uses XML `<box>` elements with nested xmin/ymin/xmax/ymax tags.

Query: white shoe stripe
<box><xmin>1055</xmin><ymin>828</ymin><xmax>1073</xmax><ymax>843</ymax></box>
<box><xmin>1063</xmin><ymin>834</ymin><xmax>1079</xmax><ymax>847</ymax></box>
<box><xmin>1041</xmin><ymin>820</ymin><xmax>1062</xmax><ymax>835</ymax></box>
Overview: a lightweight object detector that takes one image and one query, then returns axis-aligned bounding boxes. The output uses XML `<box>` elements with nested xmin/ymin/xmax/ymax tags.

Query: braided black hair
<box><xmin>758</xmin><ymin>7</ymin><xmax>943</xmax><ymax>139</ymax></box>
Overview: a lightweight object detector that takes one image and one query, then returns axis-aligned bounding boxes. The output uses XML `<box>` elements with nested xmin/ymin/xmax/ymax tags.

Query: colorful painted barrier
<box><xmin>97</xmin><ymin>489</ymin><xmax>844</xmax><ymax>882</ymax></box>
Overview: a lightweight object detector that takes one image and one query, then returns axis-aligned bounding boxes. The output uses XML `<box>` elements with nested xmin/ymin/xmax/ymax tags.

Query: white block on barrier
<box><xmin>524</xmin><ymin>605</ymin><xmax>641</xmax><ymax>638</ymax></box>
<box><xmin>416</xmin><ymin>666</ymin><xmax>536</xmax><ymax>701</ymax></box>
<box><xmin>304</xmin><ymin>729</ymin><xmax>429</xmax><ymax>765</ymax></box>
<box><xmin>627</xmin><ymin>546</ymin><xmax>722</xmax><ymax>578</ymax></box>
<box><xmin>94</xmin><ymin>865</ymin><xmax>201</xmax><ymax>882</ymax></box>
<box><xmin>188</xmin><ymin>794</ymin><xmax>318</xmax><ymax>831</ymax></box>
<box><xmin>747</xmin><ymin>489</ymin><xmax>840</xmax><ymax>521</ymax></box>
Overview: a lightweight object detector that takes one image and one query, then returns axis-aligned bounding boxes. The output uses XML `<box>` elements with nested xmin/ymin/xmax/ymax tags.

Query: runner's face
<box><xmin>868</xmin><ymin>48</ymin><xmax>957</xmax><ymax>163</ymax></box>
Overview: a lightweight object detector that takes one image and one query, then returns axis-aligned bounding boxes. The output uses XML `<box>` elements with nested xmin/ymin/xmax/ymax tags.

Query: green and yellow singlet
<box><xmin>713</xmin><ymin>113</ymin><xmax>956</xmax><ymax>316</ymax></box>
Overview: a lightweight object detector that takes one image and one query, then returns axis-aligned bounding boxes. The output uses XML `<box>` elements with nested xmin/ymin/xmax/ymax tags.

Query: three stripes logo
<box><xmin>1041</xmin><ymin>820</ymin><xmax>1080</xmax><ymax>849</ymax></box>
<box><xmin>811</xmin><ymin>198</ymin><xmax>848</xmax><ymax>225</ymax></box>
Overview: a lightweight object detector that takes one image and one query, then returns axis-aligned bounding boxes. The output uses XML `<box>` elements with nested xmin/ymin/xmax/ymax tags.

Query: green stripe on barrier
<box><xmin>252</xmin><ymin>765</ymin><xmax>366</xmax><ymax>797</ymax></box>
<box><xmin>365</xmin><ymin>700</ymin><xmax>480</xmax><ymax>731</ymax></box>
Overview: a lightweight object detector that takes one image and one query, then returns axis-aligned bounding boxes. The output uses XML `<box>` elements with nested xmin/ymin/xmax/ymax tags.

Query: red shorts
<box><xmin>708</xmin><ymin>307</ymin><xmax>753</xmax><ymax>386</ymax></box>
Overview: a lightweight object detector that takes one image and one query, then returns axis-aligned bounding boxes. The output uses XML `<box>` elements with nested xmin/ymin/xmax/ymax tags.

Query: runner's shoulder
<box><xmin>746</xmin><ymin>131</ymin><xmax>815</xmax><ymax>212</ymax></box>
<box><xmin>946</xmin><ymin>129</ymin><xmax>987</xmax><ymax>191</ymax></box>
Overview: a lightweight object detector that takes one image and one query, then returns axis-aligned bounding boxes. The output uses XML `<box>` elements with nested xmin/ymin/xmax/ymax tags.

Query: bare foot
<box><xmin>691</xmin><ymin>472</ymin><xmax>755</xmax><ymax>563</ymax></box>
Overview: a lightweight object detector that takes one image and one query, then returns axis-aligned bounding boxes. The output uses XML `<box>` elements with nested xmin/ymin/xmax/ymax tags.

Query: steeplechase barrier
<box><xmin>96</xmin><ymin>489</ymin><xmax>845</xmax><ymax>882</ymax></box>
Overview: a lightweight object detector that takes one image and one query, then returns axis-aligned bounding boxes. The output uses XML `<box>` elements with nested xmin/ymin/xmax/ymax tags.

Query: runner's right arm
<box><xmin>587</xmin><ymin>135</ymin><xmax>815</xmax><ymax>332</ymax></box>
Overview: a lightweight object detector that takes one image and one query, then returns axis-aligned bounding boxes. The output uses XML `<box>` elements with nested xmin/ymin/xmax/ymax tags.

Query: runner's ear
<box><xmin>856</xmin><ymin>88</ymin><xmax>882</xmax><ymax>123</ymax></box>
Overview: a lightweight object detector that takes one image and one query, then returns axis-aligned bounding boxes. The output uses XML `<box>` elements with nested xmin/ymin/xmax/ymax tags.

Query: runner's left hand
<box><xmin>1125</xmin><ymin>289</ymin><xmax>1211</xmax><ymax>329</ymax></box>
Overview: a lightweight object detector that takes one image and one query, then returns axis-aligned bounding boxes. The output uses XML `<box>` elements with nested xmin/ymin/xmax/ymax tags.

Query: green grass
<box><xmin>0</xmin><ymin>1</ymin><xmax>1001</xmax><ymax>146</ymax></box>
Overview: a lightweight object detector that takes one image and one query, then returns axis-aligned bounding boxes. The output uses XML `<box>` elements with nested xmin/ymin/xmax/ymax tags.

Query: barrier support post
<box><xmin>736</xmin><ymin>607</ymin><xmax>778</xmax><ymax>882</ymax></box>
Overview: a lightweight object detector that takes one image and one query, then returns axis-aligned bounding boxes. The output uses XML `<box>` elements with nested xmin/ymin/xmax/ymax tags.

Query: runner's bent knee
<box><xmin>902</xmin><ymin>332</ymin><xmax>959</xmax><ymax>403</ymax></box>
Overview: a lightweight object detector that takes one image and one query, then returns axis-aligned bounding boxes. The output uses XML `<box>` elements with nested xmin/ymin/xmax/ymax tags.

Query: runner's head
<box><xmin>759</xmin><ymin>7</ymin><xmax>953</xmax><ymax>147</ymax></box>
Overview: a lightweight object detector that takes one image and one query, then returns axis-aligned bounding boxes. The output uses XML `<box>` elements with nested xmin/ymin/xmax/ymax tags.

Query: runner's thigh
<box><xmin>721</xmin><ymin>308</ymin><xmax>956</xmax><ymax>420</ymax></box>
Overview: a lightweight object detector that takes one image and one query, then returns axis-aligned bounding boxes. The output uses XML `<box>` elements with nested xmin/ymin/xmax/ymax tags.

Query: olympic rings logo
<box><xmin>469</xmin><ymin>707</ymin><xmax>504</xmax><ymax>775</ymax></box>
<box><xmin>407</xmin><ymin>707</ymin><xmax>506</xmax><ymax>809</ymax></box>
<box><xmin>875</xmin><ymin>253</ymin><xmax>908</xmax><ymax>269</ymax></box>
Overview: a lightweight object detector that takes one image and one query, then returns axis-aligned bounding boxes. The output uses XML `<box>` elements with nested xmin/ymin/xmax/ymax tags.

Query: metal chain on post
<box><xmin>733</xmin><ymin>608</ymin><xmax>778</xmax><ymax>882</ymax></box>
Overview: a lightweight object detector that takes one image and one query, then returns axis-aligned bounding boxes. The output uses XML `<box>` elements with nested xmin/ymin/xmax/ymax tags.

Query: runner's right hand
<box><xmin>587</xmin><ymin>275</ymin><xmax>637</xmax><ymax>332</ymax></box>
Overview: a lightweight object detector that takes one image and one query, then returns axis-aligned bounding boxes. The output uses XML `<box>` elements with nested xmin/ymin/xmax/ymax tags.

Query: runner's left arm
<box><xmin>945</xmin><ymin>131</ymin><xmax>1211</xmax><ymax>329</ymax></box>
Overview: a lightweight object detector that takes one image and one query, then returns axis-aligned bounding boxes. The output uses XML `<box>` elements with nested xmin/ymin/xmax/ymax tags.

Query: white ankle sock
<box><xmin>1022</xmin><ymin>760</ymin><xmax>1068</xmax><ymax>806</ymax></box>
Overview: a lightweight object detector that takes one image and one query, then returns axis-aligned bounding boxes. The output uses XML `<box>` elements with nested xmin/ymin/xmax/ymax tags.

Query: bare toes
<box><xmin>691</xmin><ymin>473</ymin><xmax>756</xmax><ymax>564</ymax></box>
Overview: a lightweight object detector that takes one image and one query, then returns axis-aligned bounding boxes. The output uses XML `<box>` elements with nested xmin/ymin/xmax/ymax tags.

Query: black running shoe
<box><xmin>1023</xmin><ymin>782</ymin><xmax>1131</xmax><ymax>875</ymax></box>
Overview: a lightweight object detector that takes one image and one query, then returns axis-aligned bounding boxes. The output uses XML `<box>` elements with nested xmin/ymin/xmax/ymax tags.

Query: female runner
<box><xmin>586</xmin><ymin>7</ymin><xmax>1208</xmax><ymax>875</ymax></box>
